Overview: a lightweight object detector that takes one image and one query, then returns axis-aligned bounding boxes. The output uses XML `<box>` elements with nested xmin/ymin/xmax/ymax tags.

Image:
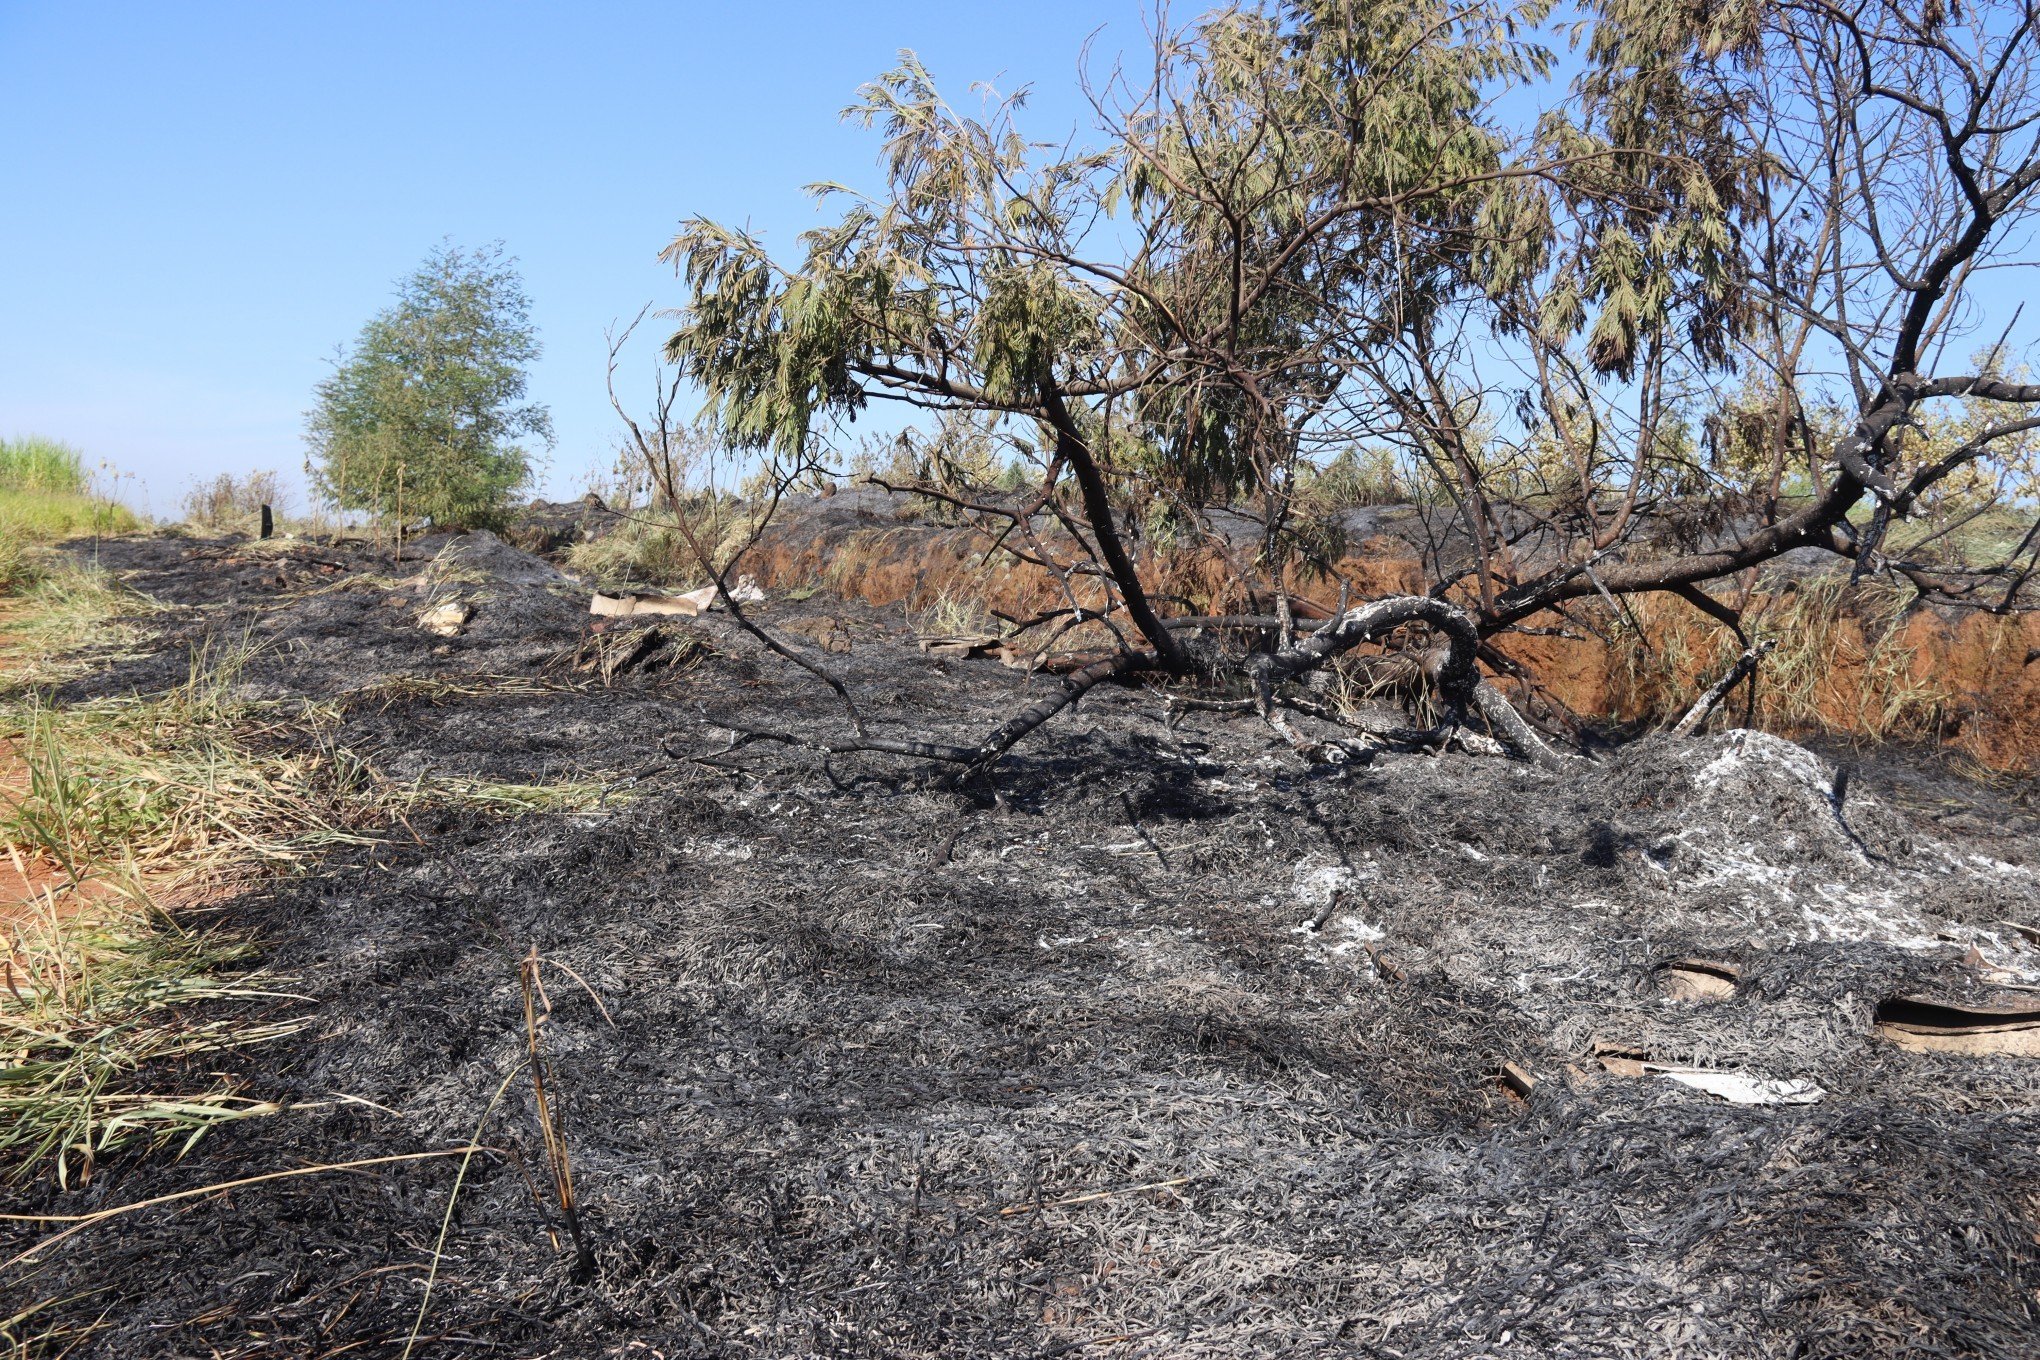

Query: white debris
<box><xmin>1323</xmin><ymin>915</ymin><xmax>1386</xmax><ymax>955</ymax></box>
<box><xmin>1291</xmin><ymin>860</ymin><xmax>1362</xmax><ymax>909</ymax></box>
<box><xmin>417</xmin><ymin>600</ymin><xmax>472</xmax><ymax>636</ymax></box>
<box><xmin>1639</xmin><ymin>731</ymin><xmax>2040</xmax><ymax>975</ymax></box>
<box><xmin>1652</xmin><ymin>1067</ymin><xmax>1825</xmax><ymax>1106</ymax></box>
<box><xmin>1689</xmin><ymin>729</ymin><xmax>1832</xmax><ymax>802</ymax></box>
<box><xmin>682</xmin><ymin>574</ymin><xmax>767</xmax><ymax>610</ymax></box>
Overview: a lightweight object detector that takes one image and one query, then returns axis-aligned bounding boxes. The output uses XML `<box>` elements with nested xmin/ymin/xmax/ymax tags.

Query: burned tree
<box><xmin>642</xmin><ymin>0</ymin><xmax>2040</xmax><ymax>771</ymax></box>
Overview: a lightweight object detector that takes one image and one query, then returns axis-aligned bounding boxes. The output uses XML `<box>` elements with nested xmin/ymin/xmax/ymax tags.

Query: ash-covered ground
<box><xmin>9</xmin><ymin>531</ymin><xmax>2040</xmax><ymax>1359</ymax></box>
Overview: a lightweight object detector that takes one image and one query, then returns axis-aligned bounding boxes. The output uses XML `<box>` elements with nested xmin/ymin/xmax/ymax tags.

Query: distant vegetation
<box><xmin>306</xmin><ymin>242</ymin><xmax>552</xmax><ymax>532</ymax></box>
<box><xmin>181</xmin><ymin>469</ymin><xmax>289</xmax><ymax>531</ymax></box>
<box><xmin>0</xmin><ymin>436</ymin><xmax>140</xmax><ymax>587</ymax></box>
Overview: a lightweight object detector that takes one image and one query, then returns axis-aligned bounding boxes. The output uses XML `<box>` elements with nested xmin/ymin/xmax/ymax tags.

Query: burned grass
<box><xmin>0</xmin><ymin>533</ymin><xmax>652</xmax><ymax>1195</ymax></box>
<box><xmin>3</xmin><ymin>530</ymin><xmax>2040</xmax><ymax>1357</ymax></box>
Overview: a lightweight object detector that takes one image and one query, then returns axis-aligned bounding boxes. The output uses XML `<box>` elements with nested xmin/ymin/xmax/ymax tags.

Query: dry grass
<box><xmin>179</xmin><ymin>470</ymin><xmax>289</xmax><ymax>532</ymax></box>
<box><xmin>3</xmin><ymin>634</ymin><xmax>386</xmax><ymax>884</ymax></box>
<box><xmin>0</xmin><ymin>630</ymin><xmax>370</xmax><ymax>1186</ymax></box>
<box><xmin>1610</xmin><ymin>577</ymin><xmax>1956</xmax><ymax>741</ymax></box>
<box><xmin>913</xmin><ymin>582</ymin><xmax>997</xmax><ymax>639</ymax></box>
<box><xmin>0</xmin><ymin>899</ymin><xmax>303</xmax><ymax>1190</ymax></box>
<box><xmin>0</xmin><ymin>566</ymin><xmax>160</xmax><ymax>692</ymax></box>
<box><xmin>564</xmin><ymin>499</ymin><xmax>762</xmax><ymax>589</ymax></box>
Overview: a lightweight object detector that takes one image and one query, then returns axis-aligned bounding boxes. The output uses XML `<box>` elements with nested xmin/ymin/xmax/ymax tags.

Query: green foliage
<box><xmin>306</xmin><ymin>243</ymin><xmax>552</xmax><ymax>529</ymax></box>
<box><xmin>660</xmin><ymin>5</ymin><xmax>1547</xmax><ymax>499</ymax></box>
<box><xmin>1539</xmin><ymin>0</ymin><xmax>1760</xmax><ymax>377</ymax></box>
<box><xmin>0</xmin><ymin>435</ymin><xmax>88</xmax><ymax>494</ymax></box>
<box><xmin>657</xmin><ymin>0</ymin><xmax>2040</xmax><ymax>631</ymax></box>
<box><xmin>0</xmin><ymin>437</ymin><xmax>142</xmax><ymax>563</ymax></box>
<box><xmin>660</xmin><ymin>220</ymin><xmax>868</xmax><ymax>463</ymax></box>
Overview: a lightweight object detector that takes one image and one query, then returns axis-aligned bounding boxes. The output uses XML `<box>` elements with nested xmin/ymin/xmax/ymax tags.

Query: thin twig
<box><xmin>520</xmin><ymin>946</ymin><xmax>596</xmax><ymax>1283</ymax></box>
<box><xmin>400</xmin><ymin>1066</ymin><xmax>525</xmax><ymax>1360</ymax></box>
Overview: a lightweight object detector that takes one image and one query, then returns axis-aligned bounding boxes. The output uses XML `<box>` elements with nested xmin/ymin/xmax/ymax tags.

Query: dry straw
<box><xmin>1610</xmin><ymin>577</ymin><xmax>1956</xmax><ymax>742</ymax></box>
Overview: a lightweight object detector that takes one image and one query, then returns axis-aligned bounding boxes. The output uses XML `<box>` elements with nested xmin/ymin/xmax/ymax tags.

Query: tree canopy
<box><xmin>308</xmin><ymin>242</ymin><xmax>552</xmax><ymax>530</ymax></box>
<box><xmin>650</xmin><ymin>0</ymin><xmax>2040</xmax><ymax>767</ymax></box>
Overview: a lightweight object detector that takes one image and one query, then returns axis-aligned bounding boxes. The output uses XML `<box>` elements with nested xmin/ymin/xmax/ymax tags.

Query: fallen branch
<box><xmin>719</xmin><ymin>597</ymin><xmax>1566</xmax><ymax>774</ymax></box>
<box><xmin>719</xmin><ymin>649</ymin><xmax>1157</xmax><ymax>770</ymax></box>
<box><xmin>1673</xmin><ymin>640</ymin><xmax>1778</xmax><ymax>737</ymax></box>
<box><xmin>1263</xmin><ymin>598</ymin><xmax>1571</xmax><ymax>767</ymax></box>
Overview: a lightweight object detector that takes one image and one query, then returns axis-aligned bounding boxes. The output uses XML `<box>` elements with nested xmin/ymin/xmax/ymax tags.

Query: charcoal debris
<box><xmin>12</xmin><ymin>529</ymin><xmax>2040</xmax><ymax>1360</ymax></box>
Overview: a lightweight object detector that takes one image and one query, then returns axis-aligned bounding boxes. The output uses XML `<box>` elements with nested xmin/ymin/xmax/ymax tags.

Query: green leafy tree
<box><xmin>307</xmin><ymin>243</ymin><xmax>552</xmax><ymax>529</ymax></box>
<box><xmin>645</xmin><ymin>0</ymin><xmax>2040</xmax><ymax>771</ymax></box>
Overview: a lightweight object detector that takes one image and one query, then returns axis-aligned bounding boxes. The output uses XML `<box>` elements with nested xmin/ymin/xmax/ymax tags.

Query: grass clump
<box><xmin>913</xmin><ymin>582</ymin><xmax>996</xmax><ymax>638</ymax></box>
<box><xmin>0</xmin><ymin>437</ymin><xmax>87</xmax><ymax>495</ymax></box>
<box><xmin>0</xmin><ymin>903</ymin><xmax>300</xmax><ymax>1189</ymax></box>
<box><xmin>0</xmin><ymin>437</ymin><xmax>141</xmax><ymax>551</ymax></box>
<box><xmin>563</xmin><ymin>499</ymin><xmax>759</xmax><ymax>589</ymax></box>
<box><xmin>429</xmin><ymin>778</ymin><xmax>618</xmax><ymax>814</ymax></box>
<box><xmin>2</xmin><ymin>635</ymin><xmax>383</xmax><ymax>883</ymax></box>
<box><xmin>0</xmin><ymin>565</ymin><xmax>160</xmax><ymax>692</ymax></box>
<box><xmin>0</xmin><ymin>550</ymin><xmax>647</xmax><ymax>1187</ymax></box>
<box><xmin>0</xmin><ymin>626</ymin><xmax>638</xmax><ymax>1185</ymax></box>
<box><xmin>0</xmin><ymin>537</ymin><xmax>37</xmax><ymax>596</ymax></box>
<box><xmin>0</xmin><ymin>634</ymin><xmax>377</xmax><ymax>1186</ymax></box>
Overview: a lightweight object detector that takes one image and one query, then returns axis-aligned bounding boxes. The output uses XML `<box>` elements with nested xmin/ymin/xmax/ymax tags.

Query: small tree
<box><xmin>646</xmin><ymin>0</ymin><xmax>2040</xmax><ymax>775</ymax></box>
<box><xmin>307</xmin><ymin>243</ymin><xmax>552</xmax><ymax>530</ymax></box>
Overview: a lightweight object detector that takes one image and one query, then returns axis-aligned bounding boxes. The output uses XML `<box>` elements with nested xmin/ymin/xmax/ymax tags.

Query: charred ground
<box><xmin>7</xmin><ymin>531</ymin><xmax>2040</xmax><ymax>1359</ymax></box>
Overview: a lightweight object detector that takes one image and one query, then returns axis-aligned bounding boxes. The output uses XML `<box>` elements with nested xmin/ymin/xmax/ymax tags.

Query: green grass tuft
<box><xmin>0</xmin><ymin>437</ymin><xmax>87</xmax><ymax>495</ymax></box>
<box><xmin>0</xmin><ymin>437</ymin><xmax>143</xmax><ymax>564</ymax></box>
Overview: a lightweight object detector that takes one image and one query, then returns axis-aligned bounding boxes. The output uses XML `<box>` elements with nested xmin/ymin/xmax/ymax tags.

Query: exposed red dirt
<box><xmin>0</xmin><ymin>636</ymin><xmax>104</xmax><ymax>946</ymax></box>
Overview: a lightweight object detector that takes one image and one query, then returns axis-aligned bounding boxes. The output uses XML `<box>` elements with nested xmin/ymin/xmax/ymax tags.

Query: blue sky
<box><xmin>1</xmin><ymin>1</ymin><xmax>1154</xmax><ymax>514</ymax></box>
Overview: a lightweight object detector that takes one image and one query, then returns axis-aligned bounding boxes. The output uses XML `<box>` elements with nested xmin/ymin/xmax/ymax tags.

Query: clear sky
<box><xmin>1</xmin><ymin>1</ymin><xmax>1154</xmax><ymax>515</ymax></box>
